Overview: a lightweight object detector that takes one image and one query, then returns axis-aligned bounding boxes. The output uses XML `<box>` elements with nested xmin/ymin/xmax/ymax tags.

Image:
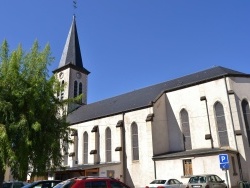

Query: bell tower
<box><xmin>53</xmin><ymin>16</ymin><xmax>90</xmax><ymax>112</ymax></box>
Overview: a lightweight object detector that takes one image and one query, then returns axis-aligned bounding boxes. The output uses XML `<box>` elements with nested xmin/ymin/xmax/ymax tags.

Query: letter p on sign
<box><xmin>219</xmin><ymin>154</ymin><xmax>229</xmax><ymax>164</ymax></box>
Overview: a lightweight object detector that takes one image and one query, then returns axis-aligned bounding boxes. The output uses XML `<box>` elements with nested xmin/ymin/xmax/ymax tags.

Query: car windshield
<box><xmin>4</xmin><ymin>182</ymin><xmax>24</xmax><ymax>188</ymax></box>
<box><xmin>3</xmin><ymin>183</ymin><xmax>12</xmax><ymax>188</ymax></box>
<box><xmin>22</xmin><ymin>182</ymin><xmax>38</xmax><ymax>188</ymax></box>
<box><xmin>189</xmin><ymin>176</ymin><xmax>206</xmax><ymax>183</ymax></box>
<box><xmin>53</xmin><ymin>180</ymin><xmax>75</xmax><ymax>188</ymax></box>
<box><xmin>150</xmin><ymin>180</ymin><xmax>166</xmax><ymax>184</ymax></box>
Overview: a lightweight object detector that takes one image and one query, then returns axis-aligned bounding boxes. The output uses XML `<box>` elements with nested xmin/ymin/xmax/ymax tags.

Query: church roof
<box><xmin>54</xmin><ymin>16</ymin><xmax>90</xmax><ymax>74</ymax></box>
<box><xmin>67</xmin><ymin>66</ymin><xmax>250</xmax><ymax>124</ymax></box>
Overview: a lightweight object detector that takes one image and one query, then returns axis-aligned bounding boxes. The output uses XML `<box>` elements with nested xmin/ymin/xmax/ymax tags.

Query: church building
<box><xmin>52</xmin><ymin>16</ymin><xmax>250</xmax><ymax>188</ymax></box>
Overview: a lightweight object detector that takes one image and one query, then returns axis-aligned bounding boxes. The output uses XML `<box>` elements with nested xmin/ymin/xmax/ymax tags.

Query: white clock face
<box><xmin>76</xmin><ymin>72</ymin><xmax>81</xmax><ymax>79</ymax></box>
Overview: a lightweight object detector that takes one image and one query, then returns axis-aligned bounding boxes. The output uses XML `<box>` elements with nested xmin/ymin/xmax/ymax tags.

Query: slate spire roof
<box><xmin>54</xmin><ymin>15</ymin><xmax>90</xmax><ymax>74</ymax></box>
<box><xmin>67</xmin><ymin>66</ymin><xmax>250</xmax><ymax>125</ymax></box>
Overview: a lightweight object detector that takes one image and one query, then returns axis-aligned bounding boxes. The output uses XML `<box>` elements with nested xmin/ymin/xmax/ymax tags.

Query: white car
<box><xmin>146</xmin><ymin>179</ymin><xmax>184</xmax><ymax>188</ymax></box>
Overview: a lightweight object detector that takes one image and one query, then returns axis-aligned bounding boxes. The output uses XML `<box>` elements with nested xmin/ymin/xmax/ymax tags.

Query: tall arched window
<box><xmin>79</xmin><ymin>82</ymin><xmax>83</xmax><ymax>95</ymax></box>
<box><xmin>106</xmin><ymin>127</ymin><xmax>112</xmax><ymax>162</ymax></box>
<box><xmin>62</xmin><ymin>133</ymin><xmax>68</xmax><ymax>166</ymax></box>
<box><xmin>74</xmin><ymin>81</ymin><xmax>78</xmax><ymax>97</ymax></box>
<box><xmin>242</xmin><ymin>100</ymin><xmax>250</xmax><ymax>146</ymax></box>
<box><xmin>180</xmin><ymin>109</ymin><xmax>192</xmax><ymax>150</ymax></box>
<box><xmin>61</xmin><ymin>80</ymin><xmax>64</xmax><ymax>100</ymax></box>
<box><xmin>131</xmin><ymin>122</ymin><xmax>139</xmax><ymax>160</ymax></box>
<box><xmin>83</xmin><ymin>132</ymin><xmax>88</xmax><ymax>164</ymax></box>
<box><xmin>214</xmin><ymin>102</ymin><xmax>229</xmax><ymax>147</ymax></box>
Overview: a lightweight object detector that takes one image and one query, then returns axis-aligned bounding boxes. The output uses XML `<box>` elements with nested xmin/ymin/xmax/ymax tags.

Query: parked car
<box><xmin>21</xmin><ymin>180</ymin><xmax>61</xmax><ymax>188</ymax></box>
<box><xmin>145</xmin><ymin>179</ymin><xmax>184</xmax><ymax>188</ymax></box>
<box><xmin>53</xmin><ymin>176</ymin><xmax>130</xmax><ymax>188</ymax></box>
<box><xmin>3</xmin><ymin>181</ymin><xmax>27</xmax><ymax>188</ymax></box>
<box><xmin>186</xmin><ymin>174</ymin><xmax>227</xmax><ymax>188</ymax></box>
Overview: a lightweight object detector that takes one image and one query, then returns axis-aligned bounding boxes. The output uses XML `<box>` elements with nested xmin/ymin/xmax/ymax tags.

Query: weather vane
<box><xmin>73</xmin><ymin>0</ymin><xmax>77</xmax><ymax>15</ymax></box>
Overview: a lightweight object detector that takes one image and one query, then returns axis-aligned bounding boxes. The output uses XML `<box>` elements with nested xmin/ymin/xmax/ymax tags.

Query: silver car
<box><xmin>186</xmin><ymin>174</ymin><xmax>227</xmax><ymax>188</ymax></box>
<box><xmin>146</xmin><ymin>179</ymin><xmax>184</xmax><ymax>188</ymax></box>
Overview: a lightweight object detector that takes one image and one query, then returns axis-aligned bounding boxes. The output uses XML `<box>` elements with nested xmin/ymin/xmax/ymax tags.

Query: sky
<box><xmin>0</xmin><ymin>0</ymin><xmax>250</xmax><ymax>103</ymax></box>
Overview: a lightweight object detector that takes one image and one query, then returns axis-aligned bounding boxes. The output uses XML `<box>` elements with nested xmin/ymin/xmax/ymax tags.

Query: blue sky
<box><xmin>0</xmin><ymin>0</ymin><xmax>249</xmax><ymax>103</ymax></box>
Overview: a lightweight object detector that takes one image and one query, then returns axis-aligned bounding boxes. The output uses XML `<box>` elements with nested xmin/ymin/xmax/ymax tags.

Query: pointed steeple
<box><xmin>55</xmin><ymin>15</ymin><xmax>90</xmax><ymax>74</ymax></box>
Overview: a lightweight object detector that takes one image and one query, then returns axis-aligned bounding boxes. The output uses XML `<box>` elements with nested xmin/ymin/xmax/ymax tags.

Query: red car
<box><xmin>53</xmin><ymin>177</ymin><xmax>130</xmax><ymax>188</ymax></box>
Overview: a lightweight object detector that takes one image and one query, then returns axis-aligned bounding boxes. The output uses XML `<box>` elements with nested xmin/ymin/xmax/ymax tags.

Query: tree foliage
<box><xmin>0</xmin><ymin>40</ymin><xmax>71</xmax><ymax>182</ymax></box>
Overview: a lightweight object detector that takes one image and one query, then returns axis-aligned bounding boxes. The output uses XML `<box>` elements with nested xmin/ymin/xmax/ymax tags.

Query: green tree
<box><xmin>0</xmin><ymin>40</ymin><xmax>71</xmax><ymax>185</ymax></box>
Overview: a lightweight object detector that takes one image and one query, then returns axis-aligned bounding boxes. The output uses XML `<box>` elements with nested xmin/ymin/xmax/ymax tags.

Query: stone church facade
<box><xmin>52</xmin><ymin>16</ymin><xmax>250</xmax><ymax>188</ymax></box>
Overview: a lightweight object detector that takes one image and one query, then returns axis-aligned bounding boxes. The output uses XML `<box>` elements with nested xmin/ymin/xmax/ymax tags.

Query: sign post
<box><xmin>219</xmin><ymin>154</ymin><xmax>229</xmax><ymax>187</ymax></box>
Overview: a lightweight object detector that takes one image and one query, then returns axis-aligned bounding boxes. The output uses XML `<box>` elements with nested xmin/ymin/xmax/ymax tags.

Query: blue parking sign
<box><xmin>219</xmin><ymin>154</ymin><xmax>229</xmax><ymax>164</ymax></box>
<box><xmin>219</xmin><ymin>154</ymin><xmax>229</xmax><ymax>169</ymax></box>
<box><xmin>220</xmin><ymin>163</ymin><xmax>230</xmax><ymax>169</ymax></box>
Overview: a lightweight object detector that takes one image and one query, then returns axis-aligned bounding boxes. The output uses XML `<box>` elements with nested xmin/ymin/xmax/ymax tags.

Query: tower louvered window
<box><xmin>131</xmin><ymin>122</ymin><xmax>139</xmax><ymax>160</ymax></box>
<box><xmin>106</xmin><ymin>127</ymin><xmax>112</xmax><ymax>162</ymax></box>
<box><xmin>242</xmin><ymin>100</ymin><xmax>250</xmax><ymax>146</ymax></box>
<box><xmin>79</xmin><ymin>82</ymin><xmax>83</xmax><ymax>95</ymax></box>
<box><xmin>83</xmin><ymin>132</ymin><xmax>88</xmax><ymax>164</ymax></box>
<box><xmin>180</xmin><ymin>109</ymin><xmax>192</xmax><ymax>150</ymax></box>
<box><xmin>214</xmin><ymin>102</ymin><xmax>229</xmax><ymax>147</ymax></box>
<box><xmin>61</xmin><ymin>80</ymin><xmax>64</xmax><ymax>100</ymax></box>
<box><xmin>74</xmin><ymin>81</ymin><xmax>78</xmax><ymax>97</ymax></box>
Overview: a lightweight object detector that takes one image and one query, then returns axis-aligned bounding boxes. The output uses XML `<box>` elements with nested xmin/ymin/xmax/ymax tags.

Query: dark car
<box><xmin>3</xmin><ymin>181</ymin><xmax>27</xmax><ymax>188</ymax></box>
<box><xmin>21</xmin><ymin>180</ymin><xmax>61</xmax><ymax>188</ymax></box>
<box><xmin>53</xmin><ymin>176</ymin><xmax>130</xmax><ymax>188</ymax></box>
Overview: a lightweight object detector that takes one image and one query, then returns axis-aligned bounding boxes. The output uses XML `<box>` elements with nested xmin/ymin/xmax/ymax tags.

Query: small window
<box><xmin>183</xmin><ymin>159</ymin><xmax>193</xmax><ymax>176</ymax></box>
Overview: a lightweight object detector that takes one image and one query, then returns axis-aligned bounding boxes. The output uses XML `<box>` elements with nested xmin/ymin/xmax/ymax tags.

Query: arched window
<box><xmin>83</xmin><ymin>132</ymin><xmax>88</xmax><ymax>164</ymax></box>
<box><xmin>61</xmin><ymin>80</ymin><xmax>64</xmax><ymax>100</ymax></box>
<box><xmin>214</xmin><ymin>102</ymin><xmax>229</xmax><ymax>147</ymax></box>
<box><xmin>242</xmin><ymin>100</ymin><xmax>250</xmax><ymax>146</ymax></box>
<box><xmin>106</xmin><ymin>127</ymin><xmax>112</xmax><ymax>162</ymax></box>
<box><xmin>79</xmin><ymin>82</ymin><xmax>83</xmax><ymax>95</ymax></box>
<box><xmin>74</xmin><ymin>132</ymin><xmax>78</xmax><ymax>163</ymax></box>
<box><xmin>180</xmin><ymin>109</ymin><xmax>192</xmax><ymax>150</ymax></box>
<box><xmin>74</xmin><ymin>80</ymin><xmax>78</xmax><ymax>97</ymax></box>
<box><xmin>62</xmin><ymin>133</ymin><xmax>68</xmax><ymax>166</ymax></box>
<box><xmin>131</xmin><ymin>122</ymin><xmax>139</xmax><ymax>160</ymax></box>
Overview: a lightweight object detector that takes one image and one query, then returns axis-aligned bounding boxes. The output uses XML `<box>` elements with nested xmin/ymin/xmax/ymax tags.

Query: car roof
<box><xmin>151</xmin><ymin>179</ymin><xmax>170</xmax><ymax>181</ymax></box>
<box><xmin>190</xmin><ymin>174</ymin><xmax>217</xmax><ymax>177</ymax></box>
<box><xmin>75</xmin><ymin>176</ymin><xmax>117</xmax><ymax>180</ymax></box>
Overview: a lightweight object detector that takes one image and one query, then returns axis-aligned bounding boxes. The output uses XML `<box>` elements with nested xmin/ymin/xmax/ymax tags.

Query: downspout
<box><xmin>150</xmin><ymin>101</ymin><xmax>157</xmax><ymax>179</ymax></box>
<box><xmin>223</xmin><ymin>76</ymin><xmax>243</xmax><ymax>180</ymax></box>
<box><xmin>154</xmin><ymin>160</ymin><xmax>156</xmax><ymax>179</ymax></box>
<box><xmin>201</xmin><ymin>96</ymin><xmax>214</xmax><ymax>148</ymax></box>
<box><xmin>122</xmin><ymin>113</ymin><xmax>127</xmax><ymax>183</ymax></box>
